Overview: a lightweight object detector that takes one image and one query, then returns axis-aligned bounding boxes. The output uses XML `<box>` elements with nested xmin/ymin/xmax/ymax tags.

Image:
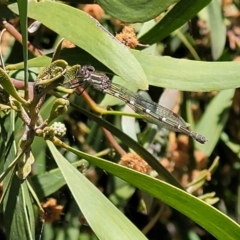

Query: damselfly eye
<box><xmin>80</xmin><ymin>68</ymin><xmax>86</xmax><ymax>74</ymax></box>
<box><xmin>78</xmin><ymin>67</ymin><xmax>87</xmax><ymax>77</ymax></box>
<box><xmin>86</xmin><ymin>66</ymin><xmax>95</xmax><ymax>72</ymax></box>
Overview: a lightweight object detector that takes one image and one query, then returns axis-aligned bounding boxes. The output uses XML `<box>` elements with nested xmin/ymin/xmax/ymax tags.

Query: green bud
<box><xmin>0</xmin><ymin>68</ymin><xmax>28</xmax><ymax>105</ymax></box>
<box><xmin>47</xmin><ymin>98</ymin><xmax>69</xmax><ymax>123</ymax></box>
<box><xmin>16</xmin><ymin>152</ymin><xmax>35</xmax><ymax>180</ymax></box>
<box><xmin>35</xmin><ymin>60</ymin><xmax>68</xmax><ymax>87</ymax></box>
<box><xmin>51</xmin><ymin>122</ymin><xmax>67</xmax><ymax>138</ymax></box>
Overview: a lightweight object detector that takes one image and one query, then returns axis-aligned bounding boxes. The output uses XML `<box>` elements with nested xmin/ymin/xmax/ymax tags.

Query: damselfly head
<box><xmin>76</xmin><ymin>65</ymin><xmax>95</xmax><ymax>81</ymax></box>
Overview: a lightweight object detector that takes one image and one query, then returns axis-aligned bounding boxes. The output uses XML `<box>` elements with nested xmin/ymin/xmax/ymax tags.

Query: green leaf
<box><xmin>131</xmin><ymin>50</ymin><xmax>240</xmax><ymax>91</ymax></box>
<box><xmin>31</xmin><ymin>159</ymin><xmax>87</xmax><ymax>199</ymax></box>
<box><xmin>31</xmin><ymin>97</ymin><xmax>57</xmax><ymax>174</ymax></box>
<box><xmin>98</xmin><ymin>0</ymin><xmax>178</xmax><ymax>22</ymax></box>
<box><xmin>22</xmin><ymin>181</ymin><xmax>35</xmax><ymax>238</ymax></box>
<box><xmin>31</xmin><ymin>167</ymin><xmax>65</xmax><ymax>200</ymax></box>
<box><xmin>11</xmin><ymin>49</ymin><xmax>240</xmax><ymax>92</ymax></box>
<box><xmin>6</xmin><ymin>56</ymin><xmax>51</xmax><ymax>70</ymax></box>
<box><xmin>31</xmin><ymin>137</ymin><xmax>46</xmax><ymax>175</ymax></box>
<box><xmin>4</xmin><ymin>176</ymin><xmax>33</xmax><ymax>240</ymax></box>
<box><xmin>121</xmin><ymin>105</ymin><xmax>139</xmax><ymax>141</ymax></box>
<box><xmin>0</xmin><ymin>68</ymin><xmax>28</xmax><ymax>105</ymax></box>
<box><xmin>54</xmin><ymin>141</ymin><xmax>240</xmax><ymax>240</ymax></box>
<box><xmin>17</xmin><ymin>0</ymin><xmax>28</xmax><ymax>88</ymax></box>
<box><xmin>206</xmin><ymin>0</ymin><xmax>226</xmax><ymax>59</ymax></box>
<box><xmin>195</xmin><ymin>89</ymin><xmax>235</xmax><ymax>156</ymax></box>
<box><xmin>47</xmin><ymin>141</ymin><xmax>147</xmax><ymax>240</ymax></box>
<box><xmin>61</xmin><ymin>48</ymin><xmax>240</xmax><ymax>91</ymax></box>
<box><xmin>9</xmin><ymin>1</ymin><xmax>148</xmax><ymax>89</ymax></box>
<box><xmin>2</xmin><ymin>111</ymin><xmax>18</xmax><ymax>203</ymax></box>
<box><xmin>221</xmin><ymin>132</ymin><xmax>240</xmax><ymax>159</ymax></box>
<box><xmin>138</xmin><ymin>0</ymin><xmax>211</xmax><ymax>44</ymax></box>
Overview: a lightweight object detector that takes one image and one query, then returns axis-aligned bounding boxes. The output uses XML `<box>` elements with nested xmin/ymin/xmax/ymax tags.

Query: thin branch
<box><xmin>0</xmin><ymin>29</ymin><xmax>6</xmax><ymax>70</ymax></box>
<box><xmin>142</xmin><ymin>204</ymin><xmax>166</xmax><ymax>235</ymax></box>
<box><xmin>2</xmin><ymin>19</ymin><xmax>44</xmax><ymax>57</ymax></box>
<box><xmin>101</xmin><ymin>127</ymin><xmax>126</xmax><ymax>156</ymax></box>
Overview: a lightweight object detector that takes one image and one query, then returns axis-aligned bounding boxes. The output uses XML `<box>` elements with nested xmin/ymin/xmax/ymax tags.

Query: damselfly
<box><xmin>70</xmin><ymin>66</ymin><xmax>207</xmax><ymax>144</ymax></box>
